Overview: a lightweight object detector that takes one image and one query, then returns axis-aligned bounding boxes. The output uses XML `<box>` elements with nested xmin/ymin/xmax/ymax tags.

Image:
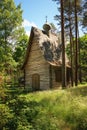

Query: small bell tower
<box><xmin>43</xmin><ymin>16</ymin><xmax>51</xmax><ymax>36</ymax></box>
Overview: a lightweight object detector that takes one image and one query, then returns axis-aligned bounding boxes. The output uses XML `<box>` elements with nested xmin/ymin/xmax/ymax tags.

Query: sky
<box><xmin>14</xmin><ymin>0</ymin><xmax>58</xmax><ymax>35</ymax></box>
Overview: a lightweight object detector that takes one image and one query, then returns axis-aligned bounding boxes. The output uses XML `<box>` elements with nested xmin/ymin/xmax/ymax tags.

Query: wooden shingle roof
<box><xmin>22</xmin><ymin>27</ymin><xmax>70</xmax><ymax>69</ymax></box>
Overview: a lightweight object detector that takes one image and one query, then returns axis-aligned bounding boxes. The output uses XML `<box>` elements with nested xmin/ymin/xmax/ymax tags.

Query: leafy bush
<box><xmin>0</xmin><ymin>104</ymin><xmax>13</xmax><ymax>130</ymax></box>
<box><xmin>0</xmin><ymin>84</ymin><xmax>7</xmax><ymax>102</ymax></box>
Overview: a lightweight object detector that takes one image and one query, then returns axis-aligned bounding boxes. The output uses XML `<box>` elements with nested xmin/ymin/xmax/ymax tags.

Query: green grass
<box><xmin>14</xmin><ymin>83</ymin><xmax>87</xmax><ymax>130</ymax></box>
<box><xmin>1</xmin><ymin>83</ymin><xmax>87</xmax><ymax>130</ymax></box>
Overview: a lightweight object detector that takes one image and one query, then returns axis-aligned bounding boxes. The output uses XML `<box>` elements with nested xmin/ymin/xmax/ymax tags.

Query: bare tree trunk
<box><xmin>78</xmin><ymin>30</ymin><xmax>82</xmax><ymax>83</ymax></box>
<box><xmin>60</xmin><ymin>0</ymin><xmax>66</xmax><ymax>88</ymax></box>
<box><xmin>69</xmin><ymin>0</ymin><xmax>74</xmax><ymax>87</ymax></box>
<box><xmin>74</xmin><ymin>0</ymin><xmax>78</xmax><ymax>86</ymax></box>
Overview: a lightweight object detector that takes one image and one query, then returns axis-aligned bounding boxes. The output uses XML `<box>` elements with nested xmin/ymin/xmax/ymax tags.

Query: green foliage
<box><xmin>79</xmin><ymin>35</ymin><xmax>87</xmax><ymax>65</ymax></box>
<box><xmin>0</xmin><ymin>0</ymin><xmax>28</xmax><ymax>84</ymax></box>
<box><xmin>66</xmin><ymin>34</ymin><xmax>87</xmax><ymax>82</ymax></box>
<box><xmin>0</xmin><ymin>104</ymin><xmax>13</xmax><ymax>130</ymax></box>
<box><xmin>0</xmin><ymin>0</ymin><xmax>22</xmax><ymax>36</ymax></box>
<box><xmin>0</xmin><ymin>84</ymin><xmax>6</xmax><ymax>102</ymax></box>
<box><xmin>0</xmin><ymin>84</ymin><xmax>87</xmax><ymax>130</ymax></box>
<box><xmin>0</xmin><ymin>0</ymin><xmax>24</xmax><ymax>70</ymax></box>
<box><xmin>13</xmin><ymin>33</ymin><xmax>28</xmax><ymax>66</ymax></box>
<box><xmin>52</xmin><ymin>0</ymin><xmax>83</xmax><ymax>34</ymax></box>
<box><xmin>82</xmin><ymin>0</ymin><xmax>87</xmax><ymax>32</ymax></box>
<box><xmin>79</xmin><ymin>35</ymin><xmax>87</xmax><ymax>81</ymax></box>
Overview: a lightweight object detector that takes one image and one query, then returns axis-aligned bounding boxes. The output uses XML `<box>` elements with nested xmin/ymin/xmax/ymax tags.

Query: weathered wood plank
<box><xmin>25</xmin><ymin>39</ymin><xmax>50</xmax><ymax>90</ymax></box>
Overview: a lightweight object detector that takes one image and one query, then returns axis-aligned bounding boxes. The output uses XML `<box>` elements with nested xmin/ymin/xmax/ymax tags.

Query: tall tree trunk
<box><xmin>74</xmin><ymin>0</ymin><xmax>78</xmax><ymax>86</ymax></box>
<box><xmin>69</xmin><ymin>0</ymin><xmax>74</xmax><ymax>87</ymax></box>
<box><xmin>78</xmin><ymin>30</ymin><xmax>82</xmax><ymax>83</ymax></box>
<box><xmin>60</xmin><ymin>0</ymin><xmax>66</xmax><ymax>88</ymax></box>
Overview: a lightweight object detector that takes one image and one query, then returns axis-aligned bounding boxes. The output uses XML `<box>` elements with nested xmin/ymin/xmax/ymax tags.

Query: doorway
<box><xmin>32</xmin><ymin>74</ymin><xmax>40</xmax><ymax>91</ymax></box>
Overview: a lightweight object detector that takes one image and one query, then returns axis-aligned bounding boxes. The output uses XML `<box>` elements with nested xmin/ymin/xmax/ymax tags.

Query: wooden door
<box><xmin>32</xmin><ymin>74</ymin><xmax>40</xmax><ymax>91</ymax></box>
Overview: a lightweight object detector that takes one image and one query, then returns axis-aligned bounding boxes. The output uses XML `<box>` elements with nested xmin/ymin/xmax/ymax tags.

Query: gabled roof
<box><xmin>22</xmin><ymin>27</ymin><xmax>70</xmax><ymax>69</ymax></box>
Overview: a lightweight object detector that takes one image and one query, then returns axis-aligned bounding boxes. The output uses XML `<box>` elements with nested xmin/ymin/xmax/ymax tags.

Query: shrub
<box><xmin>0</xmin><ymin>104</ymin><xmax>13</xmax><ymax>130</ymax></box>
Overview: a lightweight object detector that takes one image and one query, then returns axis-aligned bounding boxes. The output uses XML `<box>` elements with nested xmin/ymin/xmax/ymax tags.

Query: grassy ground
<box><xmin>1</xmin><ymin>83</ymin><xmax>87</xmax><ymax>130</ymax></box>
<box><xmin>15</xmin><ymin>83</ymin><xmax>87</xmax><ymax>130</ymax></box>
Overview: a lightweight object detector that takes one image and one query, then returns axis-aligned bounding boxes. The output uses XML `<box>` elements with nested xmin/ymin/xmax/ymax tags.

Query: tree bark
<box><xmin>78</xmin><ymin>30</ymin><xmax>82</xmax><ymax>83</ymax></box>
<box><xmin>74</xmin><ymin>0</ymin><xmax>78</xmax><ymax>86</ymax></box>
<box><xmin>68</xmin><ymin>0</ymin><xmax>74</xmax><ymax>86</ymax></box>
<box><xmin>60</xmin><ymin>0</ymin><xmax>66</xmax><ymax>88</ymax></box>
